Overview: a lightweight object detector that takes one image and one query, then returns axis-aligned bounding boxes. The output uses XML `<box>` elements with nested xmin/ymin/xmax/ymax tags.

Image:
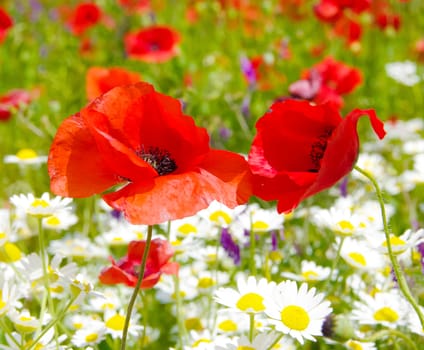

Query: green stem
<box><xmin>359</xmin><ymin>329</ymin><xmax>418</xmax><ymax>350</ymax></box>
<box><xmin>249</xmin><ymin>228</ymin><xmax>256</xmax><ymax>275</ymax></box>
<box><xmin>354</xmin><ymin>165</ymin><xmax>424</xmax><ymax>329</ymax></box>
<box><xmin>325</xmin><ymin>236</ymin><xmax>345</xmax><ymax>290</ymax></box>
<box><xmin>266</xmin><ymin>333</ymin><xmax>284</xmax><ymax>350</ymax></box>
<box><xmin>37</xmin><ymin>218</ymin><xmax>54</xmax><ymax>331</ymax></box>
<box><xmin>248</xmin><ymin>313</ymin><xmax>255</xmax><ymax>343</ymax></box>
<box><xmin>173</xmin><ymin>274</ymin><xmax>186</xmax><ymax>350</ymax></box>
<box><xmin>120</xmin><ymin>225</ymin><xmax>153</xmax><ymax>350</ymax></box>
<box><xmin>0</xmin><ymin>318</ymin><xmax>20</xmax><ymax>347</ymax></box>
<box><xmin>26</xmin><ymin>295</ymin><xmax>78</xmax><ymax>350</ymax></box>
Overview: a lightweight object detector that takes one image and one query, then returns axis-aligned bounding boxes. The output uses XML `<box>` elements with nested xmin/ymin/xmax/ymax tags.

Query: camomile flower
<box><xmin>407</xmin><ymin>305</ymin><xmax>424</xmax><ymax>336</ymax></box>
<box><xmin>197</xmin><ymin>200</ymin><xmax>246</xmax><ymax>228</ymax></box>
<box><xmin>71</xmin><ymin>320</ymin><xmax>106</xmax><ymax>347</ymax></box>
<box><xmin>351</xmin><ymin>291</ymin><xmax>409</xmax><ymax>329</ymax></box>
<box><xmin>351</xmin><ymin>153</ymin><xmax>392</xmax><ymax>182</ymax></box>
<box><xmin>282</xmin><ymin>260</ymin><xmax>331</xmax><ymax>282</ymax></box>
<box><xmin>215</xmin><ymin>331</ymin><xmax>283</xmax><ymax>350</ymax></box>
<box><xmin>42</xmin><ymin>211</ymin><xmax>78</xmax><ymax>230</ymax></box>
<box><xmin>214</xmin><ymin>275</ymin><xmax>275</xmax><ymax>314</ymax></box>
<box><xmin>10</xmin><ymin>193</ymin><xmax>72</xmax><ymax>218</ymax></box>
<box><xmin>4</xmin><ymin>148</ymin><xmax>47</xmax><ymax>166</ymax></box>
<box><xmin>9</xmin><ymin>309</ymin><xmax>40</xmax><ymax>333</ymax></box>
<box><xmin>238</xmin><ymin>203</ymin><xmax>284</xmax><ymax>234</ymax></box>
<box><xmin>103</xmin><ymin>309</ymin><xmax>143</xmax><ymax>339</ymax></box>
<box><xmin>264</xmin><ymin>280</ymin><xmax>332</xmax><ymax>345</ymax></box>
<box><xmin>215</xmin><ymin>309</ymin><xmax>250</xmax><ymax>335</ymax></box>
<box><xmin>3</xmin><ymin>329</ymin><xmax>67</xmax><ymax>350</ymax></box>
<box><xmin>88</xmin><ymin>288</ymin><xmax>125</xmax><ymax>312</ymax></box>
<box><xmin>366</xmin><ymin>228</ymin><xmax>424</xmax><ymax>256</ymax></box>
<box><xmin>385</xmin><ymin>60</ymin><xmax>420</xmax><ymax>86</ymax></box>
<box><xmin>48</xmin><ymin>234</ymin><xmax>108</xmax><ymax>258</ymax></box>
<box><xmin>338</xmin><ymin>237</ymin><xmax>386</xmax><ymax>271</ymax></box>
<box><xmin>344</xmin><ymin>339</ymin><xmax>377</xmax><ymax>350</ymax></box>
<box><xmin>95</xmin><ymin>220</ymin><xmax>147</xmax><ymax>246</ymax></box>
<box><xmin>0</xmin><ymin>279</ymin><xmax>21</xmax><ymax>317</ymax></box>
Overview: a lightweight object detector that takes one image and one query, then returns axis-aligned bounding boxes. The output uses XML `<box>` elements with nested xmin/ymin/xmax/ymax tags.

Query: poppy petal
<box><xmin>48</xmin><ymin>114</ymin><xmax>118</xmax><ymax>197</ymax></box>
<box><xmin>103</xmin><ymin>163</ymin><xmax>250</xmax><ymax>225</ymax></box>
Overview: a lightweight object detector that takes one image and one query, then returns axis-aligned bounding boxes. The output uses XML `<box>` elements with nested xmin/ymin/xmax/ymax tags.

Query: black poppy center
<box><xmin>309</xmin><ymin>128</ymin><xmax>333</xmax><ymax>172</ymax></box>
<box><xmin>137</xmin><ymin>146</ymin><xmax>177</xmax><ymax>176</ymax></box>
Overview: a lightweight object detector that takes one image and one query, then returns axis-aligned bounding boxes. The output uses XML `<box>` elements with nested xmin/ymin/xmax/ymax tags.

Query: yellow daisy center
<box><xmin>45</xmin><ymin>216</ymin><xmax>61</xmax><ymax>226</ymax></box>
<box><xmin>302</xmin><ymin>270</ymin><xmax>319</xmax><ymax>280</ymax></box>
<box><xmin>85</xmin><ymin>333</ymin><xmax>98</xmax><ymax>342</ymax></box>
<box><xmin>252</xmin><ymin>220</ymin><xmax>269</xmax><ymax>231</ymax></box>
<box><xmin>383</xmin><ymin>235</ymin><xmax>406</xmax><ymax>247</ymax></box>
<box><xmin>209</xmin><ymin>210</ymin><xmax>231</xmax><ymax>225</ymax></box>
<box><xmin>336</xmin><ymin>220</ymin><xmax>355</xmax><ymax>235</ymax></box>
<box><xmin>218</xmin><ymin>319</ymin><xmax>238</xmax><ymax>332</ymax></box>
<box><xmin>346</xmin><ymin>340</ymin><xmax>364</xmax><ymax>350</ymax></box>
<box><xmin>185</xmin><ymin>317</ymin><xmax>203</xmax><ymax>331</ymax></box>
<box><xmin>16</xmin><ymin>148</ymin><xmax>38</xmax><ymax>160</ymax></box>
<box><xmin>237</xmin><ymin>346</ymin><xmax>255</xmax><ymax>350</ymax></box>
<box><xmin>347</xmin><ymin>252</ymin><xmax>366</xmax><ymax>266</ymax></box>
<box><xmin>105</xmin><ymin>314</ymin><xmax>125</xmax><ymax>331</ymax></box>
<box><xmin>280</xmin><ymin>305</ymin><xmax>310</xmax><ymax>331</ymax></box>
<box><xmin>178</xmin><ymin>223</ymin><xmax>197</xmax><ymax>235</ymax></box>
<box><xmin>197</xmin><ymin>277</ymin><xmax>215</xmax><ymax>288</ymax></box>
<box><xmin>373</xmin><ymin>307</ymin><xmax>399</xmax><ymax>322</ymax></box>
<box><xmin>236</xmin><ymin>292</ymin><xmax>265</xmax><ymax>312</ymax></box>
<box><xmin>31</xmin><ymin>199</ymin><xmax>49</xmax><ymax>208</ymax></box>
<box><xmin>192</xmin><ymin>338</ymin><xmax>211</xmax><ymax>347</ymax></box>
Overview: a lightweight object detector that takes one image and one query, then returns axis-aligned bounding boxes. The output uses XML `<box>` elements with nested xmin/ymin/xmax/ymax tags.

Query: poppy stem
<box><xmin>120</xmin><ymin>225</ymin><xmax>154</xmax><ymax>350</ymax></box>
<box><xmin>354</xmin><ymin>165</ymin><xmax>424</xmax><ymax>329</ymax></box>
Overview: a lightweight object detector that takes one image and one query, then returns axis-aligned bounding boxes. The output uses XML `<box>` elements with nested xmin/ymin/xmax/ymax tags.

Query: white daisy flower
<box><xmin>282</xmin><ymin>260</ymin><xmax>331</xmax><ymax>282</ymax></box>
<box><xmin>385</xmin><ymin>60</ymin><xmax>421</xmax><ymax>86</ymax></box>
<box><xmin>3</xmin><ymin>329</ymin><xmax>67</xmax><ymax>350</ymax></box>
<box><xmin>214</xmin><ymin>275</ymin><xmax>275</xmax><ymax>314</ymax></box>
<box><xmin>103</xmin><ymin>309</ymin><xmax>143</xmax><ymax>339</ymax></box>
<box><xmin>197</xmin><ymin>200</ymin><xmax>246</xmax><ymax>228</ymax></box>
<box><xmin>215</xmin><ymin>309</ymin><xmax>250</xmax><ymax>335</ymax></box>
<box><xmin>71</xmin><ymin>320</ymin><xmax>106</xmax><ymax>347</ymax></box>
<box><xmin>4</xmin><ymin>148</ymin><xmax>47</xmax><ymax>166</ymax></box>
<box><xmin>42</xmin><ymin>211</ymin><xmax>78</xmax><ymax>230</ymax></box>
<box><xmin>344</xmin><ymin>339</ymin><xmax>377</xmax><ymax>350</ymax></box>
<box><xmin>264</xmin><ymin>280</ymin><xmax>332</xmax><ymax>344</ymax></box>
<box><xmin>10</xmin><ymin>193</ymin><xmax>72</xmax><ymax>218</ymax></box>
<box><xmin>9</xmin><ymin>309</ymin><xmax>40</xmax><ymax>333</ymax></box>
<box><xmin>338</xmin><ymin>237</ymin><xmax>386</xmax><ymax>271</ymax></box>
<box><xmin>96</xmin><ymin>220</ymin><xmax>147</xmax><ymax>246</ymax></box>
<box><xmin>238</xmin><ymin>203</ymin><xmax>284</xmax><ymax>234</ymax></box>
<box><xmin>367</xmin><ymin>228</ymin><xmax>424</xmax><ymax>256</ymax></box>
<box><xmin>351</xmin><ymin>291</ymin><xmax>410</xmax><ymax>329</ymax></box>
<box><xmin>215</xmin><ymin>331</ymin><xmax>284</xmax><ymax>350</ymax></box>
<box><xmin>48</xmin><ymin>234</ymin><xmax>108</xmax><ymax>258</ymax></box>
<box><xmin>0</xmin><ymin>279</ymin><xmax>21</xmax><ymax>317</ymax></box>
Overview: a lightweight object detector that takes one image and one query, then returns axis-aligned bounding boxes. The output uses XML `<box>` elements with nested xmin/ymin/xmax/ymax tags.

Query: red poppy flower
<box><xmin>48</xmin><ymin>82</ymin><xmax>251</xmax><ymax>225</ymax></box>
<box><xmin>0</xmin><ymin>89</ymin><xmax>38</xmax><ymax>121</ymax></box>
<box><xmin>86</xmin><ymin>66</ymin><xmax>140</xmax><ymax>100</ymax></box>
<box><xmin>124</xmin><ymin>25</ymin><xmax>180</xmax><ymax>63</ymax></box>
<box><xmin>118</xmin><ymin>0</ymin><xmax>150</xmax><ymax>13</ymax></box>
<box><xmin>67</xmin><ymin>3</ymin><xmax>102</xmax><ymax>35</ymax></box>
<box><xmin>248</xmin><ymin>99</ymin><xmax>386</xmax><ymax>213</ymax></box>
<box><xmin>99</xmin><ymin>238</ymin><xmax>178</xmax><ymax>288</ymax></box>
<box><xmin>0</xmin><ymin>7</ymin><xmax>13</xmax><ymax>43</ymax></box>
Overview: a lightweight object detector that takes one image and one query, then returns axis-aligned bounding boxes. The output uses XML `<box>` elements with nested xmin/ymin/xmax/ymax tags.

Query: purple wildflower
<box><xmin>220</xmin><ymin>228</ymin><xmax>240</xmax><ymax>265</ymax></box>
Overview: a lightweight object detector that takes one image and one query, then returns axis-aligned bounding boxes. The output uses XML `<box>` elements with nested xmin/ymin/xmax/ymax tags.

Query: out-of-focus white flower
<box><xmin>4</xmin><ymin>148</ymin><xmax>47</xmax><ymax>166</ymax></box>
<box><xmin>10</xmin><ymin>193</ymin><xmax>72</xmax><ymax>218</ymax></box>
<box><xmin>385</xmin><ymin>60</ymin><xmax>421</xmax><ymax>86</ymax></box>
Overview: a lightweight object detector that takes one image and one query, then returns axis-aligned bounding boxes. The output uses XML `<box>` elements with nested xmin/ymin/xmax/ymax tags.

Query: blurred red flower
<box><xmin>248</xmin><ymin>100</ymin><xmax>385</xmax><ymax>213</ymax></box>
<box><xmin>48</xmin><ymin>82</ymin><xmax>251</xmax><ymax>225</ymax></box>
<box><xmin>99</xmin><ymin>238</ymin><xmax>178</xmax><ymax>288</ymax></box>
<box><xmin>124</xmin><ymin>25</ymin><xmax>180</xmax><ymax>63</ymax></box>
<box><xmin>0</xmin><ymin>7</ymin><xmax>13</xmax><ymax>43</ymax></box>
<box><xmin>86</xmin><ymin>66</ymin><xmax>141</xmax><ymax>100</ymax></box>
<box><xmin>66</xmin><ymin>2</ymin><xmax>102</xmax><ymax>35</ymax></box>
<box><xmin>290</xmin><ymin>56</ymin><xmax>362</xmax><ymax>110</ymax></box>
<box><xmin>118</xmin><ymin>0</ymin><xmax>150</xmax><ymax>13</ymax></box>
<box><xmin>0</xmin><ymin>89</ymin><xmax>39</xmax><ymax>121</ymax></box>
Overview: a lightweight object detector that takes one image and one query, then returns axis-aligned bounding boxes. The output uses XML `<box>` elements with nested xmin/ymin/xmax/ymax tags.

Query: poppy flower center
<box><xmin>137</xmin><ymin>146</ymin><xmax>177</xmax><ymax>176</ymax></box>
<box><xmin>309</xmin><ymin>128</ymin><xmax>333</xmax><ymax>172</ymax></box>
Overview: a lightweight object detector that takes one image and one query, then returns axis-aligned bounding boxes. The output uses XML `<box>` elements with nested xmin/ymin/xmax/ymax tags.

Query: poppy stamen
<box><xmin>309</xmin><ymin>128</ymin><xmax>333</xmax><ymax>172</ymax></box>
<box><xmin>137</xmin><ymin>146</ymin><xmax>177</xmax><ymax>176</ymax></box>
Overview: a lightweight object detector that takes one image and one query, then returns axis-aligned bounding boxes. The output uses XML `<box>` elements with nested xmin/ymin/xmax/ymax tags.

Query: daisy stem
<box><xmin>174</xmin><ymin>273</ymin><xmax>186</xmax><ymax>349</ymax></box>
<box><xmin>120</xmin><ymin>225</ymin><xmax>153</xmax><ymax>350</ymax></box>
<box><xmin>37</xmin><ymin>218</ymin><xmax>54</xmax><ymax>329</ymax></box>
<box><xmin>326</xmin><ymin>236</ymin><xmax>345</xmax><ymax>289</ymax></box>
<box><xmin>249</xmin><ymin>313</ymin><xmax>255</xmax><ymax>343</ymax></box>
<box><xmin>249</xmin><ymin>229</ymin><xmax>256</xmax><ymax>275</ymax></box>
<box><xmin>354</xmin><ymin>165</ymin><xmax>424</xmax><ymax>329</ymax></box>
<box><xmin>0</xmin><ymin>318</ymin><xmax>20</xmax><ymax>347</ymax></box>
<box><xmin>26</xmin><ymin>294</ymin><xmax>78</xmax><ymax>350</ymax></box>
<box><xmin>360</xmin><ymin>329</ymin><xmax>418</xmax><ymax>350</ymax></box>
<box><xmin>266</xmin><ymin>333</ymin><xmax>284</xmax><ymax>350</ymax></box>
